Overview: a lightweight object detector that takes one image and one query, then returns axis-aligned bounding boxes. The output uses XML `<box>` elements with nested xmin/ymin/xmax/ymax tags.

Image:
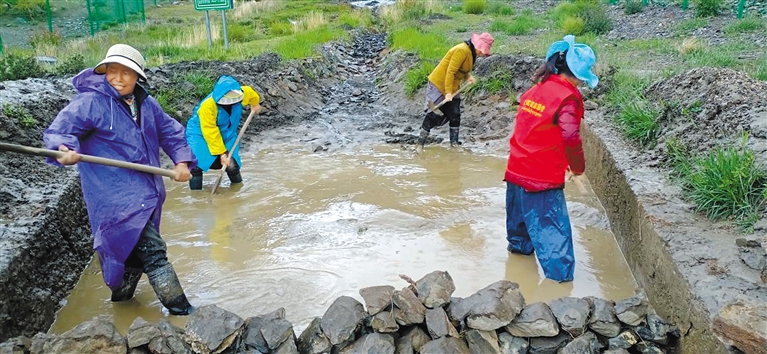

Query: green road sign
<box><xmin>194</xmin><ymin>0</ymin><xmax>233</xmax><ymax>11</ymax></box>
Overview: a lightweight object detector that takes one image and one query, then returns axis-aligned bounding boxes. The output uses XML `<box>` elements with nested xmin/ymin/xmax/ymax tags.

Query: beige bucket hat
<box><xmin>94</xmin><ymin>44</ymin><xmax>148</xmax><ymax>82</ymax></box>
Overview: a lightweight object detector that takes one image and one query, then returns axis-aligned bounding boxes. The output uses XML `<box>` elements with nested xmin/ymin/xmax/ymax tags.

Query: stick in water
<box><xmin>211</xmin><ymin>110</ymin><xmax>258</xmax><ymax>195</ymax></box>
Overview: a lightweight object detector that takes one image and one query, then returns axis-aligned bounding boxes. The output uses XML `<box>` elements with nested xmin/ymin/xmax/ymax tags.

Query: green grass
<box><xmin>389</xmin><ymin>27</ymin><xmax>450</xmax><ymax>61</ymax></box>
<box><xmin>403</xmin><ymin>61</ymin><xmax>435</xmax><ymax>98</ymax></box>
<box><xmin>272</xmin><ymin>26</ymin><xmax>345</xmax><ymax>60</ymax></box>
<box><xmin>2</xmin><ymin>103</ymin><xmax>36</xmax><ymax>128</ymax></box>
<box><xmin>549</xmin><ymin>0</ymin><xmax>612</xmax><ymax>35</ymax></box>
<box><xmin>723</xmin><ymin>16</ymin><xmax>765</xmax><ymax>34</ymax></box>
<box><xmin>466</xmin><ymin>71</ymin><xmax>514</xmax><ymax>96</ymax></box>
<box><xmin>668</xmin><ymin>138</ymin><xmax>767</xmax><ymax>229</ymax></box>
<box><xmin>694</xmin><ymin>0</ymin><xmax>724</xmax><ymax>17</ymax></box>
<box><xmin>675</xmin><ymin>18</ymin><xmax>708</xmax><ymax>33</ymax></box>
<box><xmin>487</xmin><ymin>2</ymin><xmax>514</xmax><ymax>15</ymax></box>
<box><xmin>489</xmin><ymin>10</ymin><xmax>544</xmax><ymax>36</ymax></box>
<box><xmin>463</xmin><ymin>0</ymin><xmax>486</xmax><ymax>14</ymax></box>
<box><xmin>337</xmin><ymin>8</ymin><xmax>374</xmax><ymax>29</ymax></box>
<box><xmin>614</xmin><ymin>98</ymin><xmax>661</xmax><ymax>147</ymax></box>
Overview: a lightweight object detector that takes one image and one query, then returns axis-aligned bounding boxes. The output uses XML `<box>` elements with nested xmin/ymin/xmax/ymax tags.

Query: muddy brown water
<box><xmin>48</xmin><ymin>144</ymin><xmax>637</xmax><ymax>335</ymax></box>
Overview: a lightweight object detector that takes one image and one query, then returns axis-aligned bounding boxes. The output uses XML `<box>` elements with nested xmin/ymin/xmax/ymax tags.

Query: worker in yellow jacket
<box><xmin>185</xmin><ymin>75</ymin><xmax>261</xmax><ymax>190</ymax></box>
<box><xmin>418</xmin><ymin>32</ymin><xmax>494</xmax><ymax>149</ymax></box>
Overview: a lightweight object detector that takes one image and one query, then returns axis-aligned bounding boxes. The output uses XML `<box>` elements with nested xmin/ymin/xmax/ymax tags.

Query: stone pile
<box><xmin>0</xmin><ymin>271</ymin><xmax>680</xmax><ymax>354</ymax></box>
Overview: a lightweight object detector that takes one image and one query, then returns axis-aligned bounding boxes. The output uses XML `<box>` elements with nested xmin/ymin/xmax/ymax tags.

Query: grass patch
<box><xmin>723</xmin><ymin>16</ymin><xmax>765</xmax><ymax>34</ymax></box>
<box><xmin>675</xmin><ymin>18</ymin><xmax>708</xmax><ymax>33</ymax></box>
<box><xmin>624</xmin><ymin>0</ymin><xmax>644</xmax><ymax>14</ymax></box>
<box><xmin>389</xmin><ymin>27</ymin><xmax>450</xmax><ymax>61</ymax></box>
<box><xmin>487</xmin><ymin>2</ymin><xmax>514</xmax><ymax>15</ymax></box>
<box><xmin>463</xmin><ymin>0</ymin><xmax>486</xmax><ymax>14</ymax></box>
<box><xmin>403</xmin><ymin>61</ymin><xmax>434</xmax><ymax>97</ymax></box>
<box><xmin>0</xmin><ymin>52</ymin><xmax>45</xmax><ymax>81</ymax></box>
<box><xmin>614</xmin><ymin>98</ymin><xmax>661</xmax><ymax>147</ymax></box>
<box><xmin>466</xmin><ymin>71</ymin><xmax>514</xmax><ymax>96</ymax></box>
<box><xmin>337</xmin><ymin>8</ymin><xmax>374</xmax><ymax>29</ymax></box>
<box><xmin>666</xmin><ymin>136</ymin><xmax>767</xmax><ymax>230</ymax></box>
<box><xmin>550</xmin><ymin>0</ymin><xmax>612</xmax><ymax>35</ymax></box>
<box><xmin>489</xmin><ymin>10</ymin><xmax>544</xmax><ymax>35</ymax></box>
<box><xmin>694</xmin><ymin>0</ymin><xmax>723</xmax><ymax>17</ymax></box>
<box><xmin>2</xmin><ymin>103</ymin><xmax>37</xmax><ymax>128</ymax></box>
<box><xmin>273</xmin><ymin>26</ymin><xmax>345</xmax><ymax>60</ymax></box>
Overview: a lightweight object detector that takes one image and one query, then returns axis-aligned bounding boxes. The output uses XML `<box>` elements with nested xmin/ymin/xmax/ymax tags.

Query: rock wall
<box><xmin>0</xmin><ymin>271</ymin><xmax>680</xmax><ymax>354</ymax></box>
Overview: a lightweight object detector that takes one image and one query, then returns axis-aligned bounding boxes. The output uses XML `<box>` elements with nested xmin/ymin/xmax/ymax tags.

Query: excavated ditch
<box><xmin>0</xmin><ymin>30</ymin><xmax>765</xmax><ymax>354</ymax></box>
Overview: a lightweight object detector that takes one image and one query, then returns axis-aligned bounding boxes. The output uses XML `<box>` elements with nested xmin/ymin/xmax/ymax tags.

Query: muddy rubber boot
<box><xmin>226</xmin><ymin>166</ymin><xmax>242</xmax><ymax>184</ymax></box>
<box><xmin>449</xmin><ymin>127</ymin><xmax>462</xmax><ymax>147</ymax></box>
<box><xmin>110</xmin><ymin>267</ymin><xmax>143</xmax><ymax>302</ymax></box>
<box><xmin>189</xmin><ymin>168</ymin><xmax>203</xmax><ymax>190</ymax></box>
<box><xmin>147</xmin><ymin>264</ymin><xmax>195</xmax><ymax>316</ymax></box>
<box><xmin>416</xmin><ymin>128</ymin><xmax>429</xmax><ymax>154</ymax></box>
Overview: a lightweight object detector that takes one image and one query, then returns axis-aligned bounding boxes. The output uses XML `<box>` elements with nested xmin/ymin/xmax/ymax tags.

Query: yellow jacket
<box><xmin>428</xmin><ymin>42</ymin><xmax>475</xmax><ymax>95</ymax></box>
<box><xmin>198</xmin><ymin>85</ymin><xmax>260</xmax><ymax>156</ymax></box>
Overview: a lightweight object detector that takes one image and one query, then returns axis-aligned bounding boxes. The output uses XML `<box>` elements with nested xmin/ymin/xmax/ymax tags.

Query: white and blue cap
<box><xmin>545</xmin><ymin>35</ymin><xmax>598</xmax><ymax>88</ymax></box>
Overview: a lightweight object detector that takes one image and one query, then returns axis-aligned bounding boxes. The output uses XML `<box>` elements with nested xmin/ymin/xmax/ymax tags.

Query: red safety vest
<box><xmin>505</xmin><ymin>74</ymin><xmax>584</xmax><ymax>192</ymax></box>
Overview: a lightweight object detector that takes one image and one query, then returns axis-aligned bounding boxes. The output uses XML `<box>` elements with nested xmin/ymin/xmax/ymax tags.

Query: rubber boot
<box><xmin>449</xmin><ymin>127</ymin><xmax>462</xmax><ymax>147</ymax></box>
<box><xmin>416</xmin><ymin>128</ymin><xmax>429</xmax><ymax>154</ymax></box>
<box><xmin>110</xmin><ymin>267</ymin><xmax>143</xmax><ymax>302</ymax></box>
<box><xmin>189</xmin><ymin>168</ymin><xmax>203</xmax><ymax>190</ymax></box>
<box><xmin>226</xmin><ymin>165</ymin><xmax>242</xmax><ymax>184</ymax></box>
<box><xmin>147</xmin><ymin>264</ymin><xmax>195</xmax><ymax>316</ymax></box>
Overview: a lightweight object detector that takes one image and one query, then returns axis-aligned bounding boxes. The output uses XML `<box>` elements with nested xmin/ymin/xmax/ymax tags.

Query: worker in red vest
<box><xmin>504</xmin><ymin>35</ymin><xmax>598</xmax><ymax>283</ymax></box>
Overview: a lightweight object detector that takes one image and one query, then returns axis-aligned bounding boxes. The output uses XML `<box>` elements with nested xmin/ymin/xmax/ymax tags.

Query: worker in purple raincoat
<box><xmin>43</xmin><ymin>44</ymin><xmax>197</xmax><ymax>315</ymax></box>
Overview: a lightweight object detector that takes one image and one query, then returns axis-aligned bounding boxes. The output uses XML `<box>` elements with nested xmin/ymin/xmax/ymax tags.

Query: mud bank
<box><xmin>581</xmin><ymin>115</ymin><xmax>767</xmax><ymax>354</ymax></box>
<box><xmin>0</xmin><ymin>271</ymin><xmax>680</xmax><ymax>354</ymax></box>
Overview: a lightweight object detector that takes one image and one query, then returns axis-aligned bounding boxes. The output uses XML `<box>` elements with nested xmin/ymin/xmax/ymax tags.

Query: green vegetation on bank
<box><xmin>666</xmin><ymin>136</ymin><xmax>767</xmax><ymax>231</ymax></box>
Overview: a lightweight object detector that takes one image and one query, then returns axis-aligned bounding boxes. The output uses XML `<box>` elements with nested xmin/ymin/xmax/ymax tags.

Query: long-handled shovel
<box><xmin>426</xmin><ymin>82</ymin><xmax>472</xmax><ymax>113</ymax></box>
<box><xmin>0</xmin><ymin>142</ymin><xmax>178</xmax><ymax>179</ymax></box>
<box><xmin>210</xmin><ymin>109</ymin><xmax>258</xmax><ymax>195</ymax></box>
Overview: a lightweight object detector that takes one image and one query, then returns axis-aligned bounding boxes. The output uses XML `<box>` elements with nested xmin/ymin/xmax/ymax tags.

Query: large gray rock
<box><xmin>127</xmin><ymin>317</ymin><xmax>161</xmax><ymax>349</ymax></box>
<box><xmin>528</xmin><ymin>332</ymin><xmax>569</xmax><ymax>354</ymax></box>
<box><xmin>399</xmin><ymin>327</ymin><xmax>430</xmax><ymax>352</ymax></box>
<box><xmin>713</xmin><ymin>300</ymin><xmax>767</xmax><ymax>354</ymax></box>
<box><xmin>148</xmin><ymin>320</ymin><xmax>192</xmax><ymax>354</ymax></box>
<box><xmin>602</xmin><ymin>350</ymin><xmax>630</xmax><ymax>354</ymax></box>
<box><xmin>320</xmin><ymin>296</ymin><xmax>368</xmax><ymax>346</ymax></box>
<box><xmin>558</xmin><ymin>332</ymin><xmax>601</xmax><ymax>354</ymax></box>
<box><xmin>243</xmin><ymin>308</ymin><xmax>286</xmax><ymax>353</ymax></box>
<box><xmin>0</xmin><ymin>336</ymin><xmax>30</xmax><ymax>354</ymax></box>
<box><xmin>635</xmin><ymin>314</ymin><xmax>678</xmax><ymax>345</ymax></box>
<box><xmin>392</xmin><ymin>288</ymin><xmax>427</xmax><ymax>326</ymax></box>
<box><xmin>449</xmin><ymin>281</ymin><xmax>525</xmax><ymax>331</ymax></box>
<box><xmin>261</xmin><ymin>318</ymin><xmax>295</xmax><ymax>350</ymax></box>
<box><xmin>43</xmin><ymin>316</ymin><xmax>127</xmax><ymax>354</ymax></box>
<box><xmin>340</xmin><ymin>333</ymin><xmax>395</xmax><ymax>354</ymax></box>
<box><xmin>273</xmin><ymin>335</ymin><xmax>299</xmax><ymax>354</ymax></box>
<box><xmin>183</xmin><ymin>304</ymin><xmax>245</xmax><ymax>354</ymax></box>
<box><xmin>607</xmin><ymin>331</ymin><xmax>639</xmax><ymax>350</ymax></box>
<box><xmin>419</xmin><ymin>337</ymin><xmax>470</xmax><ymax>354</ymax></box>
<box><xmin>506</xmin><ymin>302</ymin><xmax>558</xmax><ymax>337</ymax></box>
<box><xmin>465</xmin><ymin>330</ymin><xmax>500</xmax><ymax>354</ymax></box>
<box><xmin>498</xmin><ymin>332</ymin><xmax>528</xmax><ymax>354</ymax></box>
<box><xmin>548</xmin><ymin>297</ymin><xmax>590</xmax><ymax>337</ymax></box>
<box><xmin>614</xmin><ymin>294</ymin><xmax>650</xmax><ymax>326</ymax></box>
<box><xmin>585</xmin><ymin>297</ymin><xmax>620</xmax><ymax>338</ymax></box>
<box><xmin>30</xmin><ymin>333</ymin><xmax>52</xmax><ymax>354</ymax></box>
<box><xmin>371</xmin><ymin>311</ymin><xmax>399</xmax><ymax>333</ymax></box>
<box><xmin>415</xmin><ymin>271</ymin><xmax>456</xmax><ymax>309</ymax></box>
<box><xmin>359</xmin><ymin>286</ymin><xmax>395</xmax><ymax>315</ymax></box>
<box><xmin>296</xmin><ymin>317</ymin><xmax>331</xmax><ymax>354</ymax></box>
<box><xmin>425</xmin><ymin>307</ymin><xmax>459</xmax><ymax>339</ymax></box>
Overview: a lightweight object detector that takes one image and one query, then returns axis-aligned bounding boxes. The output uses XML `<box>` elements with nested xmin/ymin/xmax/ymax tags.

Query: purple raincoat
<box><xmin>44</xmin><ymin>69</ymin><xmax>196</xmax><ymax>289</ymax></box>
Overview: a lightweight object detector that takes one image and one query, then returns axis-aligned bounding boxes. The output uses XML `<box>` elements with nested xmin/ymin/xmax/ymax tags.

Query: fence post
<box><xmin>0</xmin><ymin>33</ymin><xmax>3</xmax><ymax>53</ymax></box>
<box><xmin>140</xmin><ymin>0</ymin><xmax>146</xmax><ymax>23</ymax></box>
<box><xmin>86</xmin><ymin>0</ymin><xmax>95</xmax><ymax>36</ymax></box>
<box><xmin>642</xmin><ymin>0</ymin><xmax>648</xmax><ymax>5</ymax></box>
<box><xmin>45</xmin><ymin>0</ymin><xmax>53</xmax><ymax>32</ymax></box>
<box><xmin>737</xmin><ymin>0</ymin><xmax>745</xmax><ymax>18</ymax></box>
<box><xmin>681</xmin><ymin>0</ymin><xmax>688</xmax><ymax>10</ymax></box>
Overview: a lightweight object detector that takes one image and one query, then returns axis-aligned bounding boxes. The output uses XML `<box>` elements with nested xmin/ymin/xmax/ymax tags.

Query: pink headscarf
<box><xmin>470</xmin><ymin>32</ymin><xmax>495</xmax><ymax>55</ymax></box>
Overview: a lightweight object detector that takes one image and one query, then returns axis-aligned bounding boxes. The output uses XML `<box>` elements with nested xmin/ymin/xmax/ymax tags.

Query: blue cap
<box><xmin>545</xmin><ymin>35</ymin><xmax>599</xmax><ymax>89</ymax></box>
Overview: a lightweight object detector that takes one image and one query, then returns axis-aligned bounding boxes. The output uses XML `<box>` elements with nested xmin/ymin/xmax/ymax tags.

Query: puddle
<box><xmin>48</xmin><ymin>144</ymin><xmax>637</xmax><ymax>335</ymax></box>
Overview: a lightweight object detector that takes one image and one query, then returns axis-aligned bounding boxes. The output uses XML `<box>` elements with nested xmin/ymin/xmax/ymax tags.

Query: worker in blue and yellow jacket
<box><xmin>185</xmin><ymin>75</ymin><xmax>261</xmax><ymax>190</ymax></box>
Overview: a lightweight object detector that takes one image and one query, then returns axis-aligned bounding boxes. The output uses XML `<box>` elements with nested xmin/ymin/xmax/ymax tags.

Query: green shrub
<box><xmin>723</xmin><ymin>16</ymin><xmax>765</xmax><ymax>33</ymax></box>
<box><xmin>28</xmin><ymin>29</ymin><xmax>62</xmax><ymax>49</ymax></box>
<box><xmin>7</xmin><ymin>0</ymin><xmax>46</xmax><ymax>20</ymax></box>
<box><xmin>614</xmin><ymin>98</ymin><xmax>660</xmax><ymax>147</ymax></box>
<box><xmin>466</xmin><ymin>71</ymin><xmax>514</xmax><ymax>97</ymax></box>
<box><xmin>270</xmin><ymin>21</ymin><xmax>293</xmax><ymax>36</ymax></box>
<box><xmin>404</xmin><ymin>61</ymin><xmax>434</xmax><ymax>98</ymax></box>
<box><xmin>561</xmin><ymin>16</ymin><xmax>586</xmax><ymax>35</ymax></box>
<box><xmin>694</xmin><ymin>0</ymin><xmax>723</xmax><ymax>17</ymax></box>
<box><xmin>2</xmin><ymin>104</ymin><xmax>37</xmax><ymax>129</ymax></box>
<box><xmin>56</xmin><ymin>54</ymin><xmax>86</xmax><ymax>75</ymax></box>
<box><xmin>488</xmin><ymin>2</ymin><xmax>514</xmax><ymax>15</ymax></box>
<box><xmin>463</xmin><ymin>0</ymin><xmax>486</xmax><ymax>14</ymax></box>
<box><xmin>624</xmin><ymin>0</ymin><xmax>644</xmax><ymax>14</ymax></box>
<box><xmin>227</xmin><ymin>24</ymin><xmax>252</xmax><ymax>43</ymax></box>
<box><xmin>0</xmin><ymin>53</ymin><xmax>45</xmax><ymax>81</ymax></box>
<box><xmin>580</xmin><ymin>3</ymin><xmax>612</xmax><ymax>35</ymax></box>
<box><xmin>688</xmin><ymin>145</ymin><xmax>767</xmax><ymax>223</ymax></box>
